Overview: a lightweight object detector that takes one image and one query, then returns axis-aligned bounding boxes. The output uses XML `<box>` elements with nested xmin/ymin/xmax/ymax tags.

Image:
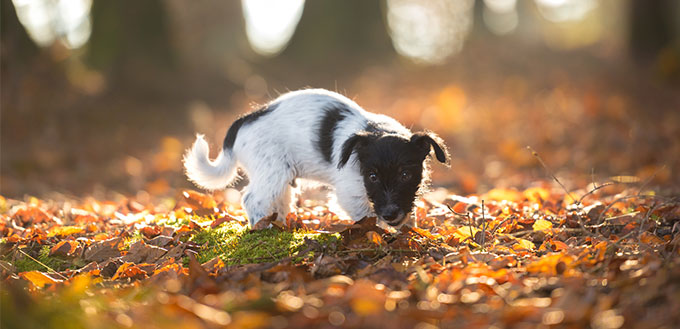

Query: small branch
<box><xmin>17</xmin><ymin>249</ymin><xmax>68</xmax><ymax>281</ymax></box>
<box><xmin>490</xmin><ymin>215</ymin><xmax>514</xmax><ymax>236</ymax></box>
<box><xmin>527</xmin><ymin>146</ymin><xmax>577</xmax><ymax>204</ymax></box>
<box><xmin>481</xmin><ymin>200</ymin><xmax>487</xmax><ymax>251</ymax></box>
<box><xmin>577</xmin><ymin>182</ymin><xmax>617</xmax><ymax>206</ymax></box>
<box><xmin>468</xmin><ymin>212</ymin><xmax>475</xmax><ymax>245</ymax></box>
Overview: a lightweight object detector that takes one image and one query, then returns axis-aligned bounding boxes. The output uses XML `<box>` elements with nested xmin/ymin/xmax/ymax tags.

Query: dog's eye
<box><xmin>400</xmin><ymin>170</ymin><xmax>412</xmax><ymax>181</ymax></box>
<box><xmin>368</xmin><ymin>172</ymin><xmax>379</xmax><ymax>183</ymax></box>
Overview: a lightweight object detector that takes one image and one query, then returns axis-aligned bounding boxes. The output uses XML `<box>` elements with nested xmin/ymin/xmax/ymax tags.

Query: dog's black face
<box><xmin>339</xmin><ymin>131</ymin><xmax>449</xmax><ymax>226</ymax></box>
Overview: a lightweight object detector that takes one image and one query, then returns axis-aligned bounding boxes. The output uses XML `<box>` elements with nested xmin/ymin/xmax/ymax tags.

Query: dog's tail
<box><xmin>183</xmin><ymin>134</ymin><xmax>238</xmax><ymax>190</ymax></box>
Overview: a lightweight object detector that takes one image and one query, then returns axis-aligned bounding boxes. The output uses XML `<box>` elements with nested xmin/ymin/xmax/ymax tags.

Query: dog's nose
<box><xmin>380</xmin><ymin>206</ymin><xmax>400</xmax><ymax>221</ymax></box>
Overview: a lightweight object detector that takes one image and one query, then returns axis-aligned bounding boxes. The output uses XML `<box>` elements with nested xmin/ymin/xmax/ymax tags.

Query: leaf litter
<box><xmin>1</xmin><ymin>183</ymin><xmax>679</xmax><ymax>329</ymax></box>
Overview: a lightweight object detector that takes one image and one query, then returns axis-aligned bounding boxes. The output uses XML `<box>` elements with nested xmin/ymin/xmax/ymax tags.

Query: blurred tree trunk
<box><xmin>280</xmin><ymin>0</ymin><xmax>393</xmax><ymax>72</ymax></box>
<box><xmin>1</xmin><ymin>0</ymin><xmax>40</xmax><ymax>109</ymax></box>
<box><xmin>629</xmin><ymin>0</ymin><xmax>677</xmax><ymax>62</ymax></box>
<box><xmin>87</xmin><ymin>0</ymin><xmax>177</xmax><ymax>94</ymax></box>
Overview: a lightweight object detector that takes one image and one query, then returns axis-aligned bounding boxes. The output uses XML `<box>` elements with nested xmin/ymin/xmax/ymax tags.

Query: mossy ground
<box><xmin>5</xmin><ymin>218</ymin><xmax>339</xmax><ymax>273</ymax></box>
<box><xmin>190</xmin><ymin>221</ymin><xmax>339</xmax><ymax>265</ymax></box>
<box><xmin>12</xmin><ymin>245</ymin><xmax>85</xmax><ymax>273</ymax></box>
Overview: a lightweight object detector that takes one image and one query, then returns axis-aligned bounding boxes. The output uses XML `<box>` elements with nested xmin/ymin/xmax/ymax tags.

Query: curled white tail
<box><xmin>183</xmin><ymin>134</ymin><xmax>238</xmax><ymax>190</ymax></box>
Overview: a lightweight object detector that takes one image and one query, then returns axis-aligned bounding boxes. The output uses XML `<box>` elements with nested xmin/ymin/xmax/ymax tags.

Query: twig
<box><xmin>490</xmin><ymin>215</ymin><xmax>514</xmax><ymax>236</ymax></box>
<box><xmin>591</xmin><ymin>168</ymin><xmax>596</xmax><ymax>192</ymax></box>
<box><xmin>577</xmin><ymin>182</ymin><xmax>617</xmax><ymax>206</ymax></box>
<box><xmin>527</xmin><ymin>146</ymin><xmax>577</xmax><ymax>204</ymax></box>
<box><xmin>17</xmin><ymin>249</ymin><xmax>68</xmax><ymax>280</ymax></box>
<box><xmin>468</xmin><ymin>212</ymin><xmax>475</xmax><ymax>245</ymax></box>
<box><xmin>481</xmin><ymin>200</ymin><xmax>487</xmax><ymax>251</ymax></box>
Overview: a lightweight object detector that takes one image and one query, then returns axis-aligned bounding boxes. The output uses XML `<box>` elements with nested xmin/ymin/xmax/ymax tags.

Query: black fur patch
<box><xmin>338</xmin><ymin>128</ymin><xmax>449</xmax><ymax>226</ymax></box>
<box><xmin>317</xmin><ymin>103</ymin><xmax>351</xmax><ymax>163</ymax></box>
<box><xmin>223</xmin><ymin>103</ymin><xmax>278</xmax><ymax>150</ymax></box>
<box><xmin>341</xmin><ymin>133</ymin><xmax>443</xmax><ymax>226</ymax></box>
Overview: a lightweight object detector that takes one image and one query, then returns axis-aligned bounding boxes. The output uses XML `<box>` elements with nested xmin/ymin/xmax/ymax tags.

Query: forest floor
<box><xmin>1</xmin><ymin>179</ymin><xmax>679</xmax><ymax>328</ymax></box>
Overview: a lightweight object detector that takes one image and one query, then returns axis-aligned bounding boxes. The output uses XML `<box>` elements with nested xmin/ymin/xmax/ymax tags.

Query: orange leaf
<box><xmin>640</xmin><ymin>232</ymin><xmax>665</xmax><ymax>245</ymax></box>
<box><xmin>211</xmin><ymin>213</ymin><xmax>238</xmax><ymax>228</ymax></box>
<box><xmin>454</xmin><ymin>225</ymin><xmax>479</xmax><ymax>241</ymax></box>
<box><xmin>411</xmin><ymin>227</ymin><xmax>437</xmax><ymax>240</ymax></box>
<box><xmin>523</xmin><ymin>187</ymin><xmax>550</xmax><ymax>204</ymax></box>
<box><xmin>50</xmin><ymin>240</ymin><xmax>79</xmax><ymax>257</ymax></box>
<box><xmin>451</xmin><ymin>201</ymin><xmax>468</xmax><ymax>214</ymax></box>
<box><xmin>47</xmin><ymin>226</ymin><xmax>84</xmax><ymax>238</ymax></box>
<box><xmin>19</xmin><ymin>271</ymin><xmax>62</xmax><ymax>288</ymax></box>
<box><xmin>111</xmin><ymin>262</ymin><xmax>147</xmax><ymax>281</ymax></box>
<box><xmin>514</xmin><ymin>238</ymin><xmax>535</xmax><ymax>251</ymax></box>
<box><xmin>139</xmin><ymin>226</ymin><xmax>161</xmax><ymax>239</ymax></box>
<box><xmin>415</xmin><ymin>206</ymin><xmax>427</xmax><ymax>221</ymax></box>
<box><xmin>532</xmin><ymin>219</ymin><xmax>553</xmax><ymax>232</ymax></box>
<box><xmin>593</xmin><ymin>241</ymin><xmax>608</xmax><ymax>261</ymax></box>
<box><xmin>73</xmin><ymin>213</ymin><xmax>99</xmax><ymax>224</ymax></box>
<box><xmin>366</xmin><ymin>231</ymin><xmax>384</xmax><ymax>246</ymax></box>
<box><xmin>553</xmin><ymin>240</ymin><xmax>568</xmax><ymax>251</ymax></box>
<box><xmin>485</xmin><ymin>188</ymin><xmax>522</xmax><ymax>203</ymax></box>
<box><xmin>13</xmin><ymin>207</ymin><xmax>55</xmax><ymax>225</ymax></box>
<box><xmin>182</xmin><ymin>190</ymin><xmax>217</xmax><ymax>211</ymax></box>
<box><xmin>526</xmin><ymin>253</ymin><xmax>574</xmax><ymax>275</ymax></box>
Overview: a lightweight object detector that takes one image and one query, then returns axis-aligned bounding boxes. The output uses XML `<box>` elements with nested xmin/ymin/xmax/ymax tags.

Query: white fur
<box><xmin>184</xmin><ymin>89</ymin><xmax>413</xmax><ymax>226</ymax></box>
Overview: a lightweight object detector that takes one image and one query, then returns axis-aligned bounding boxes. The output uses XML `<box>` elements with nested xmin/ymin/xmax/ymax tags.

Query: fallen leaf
<box><xmin>640</xmin><ymin>232</ymin><xmax>665</xmax><ymax>245</ymax></box>
<box><xmin>111</xmin><ymin>262</ymin><xmax>148</xmax><ymax>281</ymax></box>
<box><xmin>533</xmin><ymin>219</ymin><xmax>553</xmax><ymax>232</ymax></box>
<box><xmin>122</xmin><ymin>240</ymin><xmax>168</xmax><ymax>263</ymax></box>
<box><xmin>366</xmin><ymin>231</ymin><xmax>385</xmax><ymax>246</ymax></box>
<box><xmin>83</xmin><ymin>237</ymin><xmax>124</xmax><ymax>263</ymax></box>
<box><xmin>49</xmin><ymin>240</ymin><xmax>79</xmax><ymax>257</ymax></box>
<box><xmin>18</xmin><ymin>271</ymin><xmax>62</xmax><ymax>288</ymax></box>
<box><xmin>514</xmin><ymin>238</ymin><xmax>535</xmax><ymax>251</ymax></box>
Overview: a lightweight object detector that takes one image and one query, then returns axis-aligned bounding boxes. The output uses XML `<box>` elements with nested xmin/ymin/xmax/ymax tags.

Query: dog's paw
<box><xmin>251</xmin><ymin>213</ymin><xmax>278</xmax><ymax>231</ymax></box>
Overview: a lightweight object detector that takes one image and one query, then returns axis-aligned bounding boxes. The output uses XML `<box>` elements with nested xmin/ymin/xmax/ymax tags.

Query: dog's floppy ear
<box><xmin>411</xmin><ymin>131</ymin><xmax>450</xmax><ymax>165</ymax></box>
<box><xmin>338</xmin><ymin>133</ymin><xmax>369</xmax><ymax>168</ymax></box>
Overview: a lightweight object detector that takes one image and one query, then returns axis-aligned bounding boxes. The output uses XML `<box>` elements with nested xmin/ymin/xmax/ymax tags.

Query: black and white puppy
<box><xmin>184</xmin><ymin>89</ymin><xmax>449</xmax><ymax>227</ymax></box>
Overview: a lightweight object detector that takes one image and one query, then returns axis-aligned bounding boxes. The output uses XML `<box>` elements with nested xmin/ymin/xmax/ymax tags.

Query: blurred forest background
<box><xmin>2</xmin><ymin>0</ymin><xmax>679</xmax><ymax>201</ymax></box>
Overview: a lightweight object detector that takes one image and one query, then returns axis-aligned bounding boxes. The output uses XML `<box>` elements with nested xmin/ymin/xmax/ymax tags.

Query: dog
<box><xmin>184</xmin><ymin>89</ymin><xmax>449</xmax><ymax>228</ymax></box>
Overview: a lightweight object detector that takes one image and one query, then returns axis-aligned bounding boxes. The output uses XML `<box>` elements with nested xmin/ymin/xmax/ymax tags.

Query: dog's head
<box><xmin>338</xmin><ymin>131</ymin><xmax>449</xmax><ymax>226</ymax></box>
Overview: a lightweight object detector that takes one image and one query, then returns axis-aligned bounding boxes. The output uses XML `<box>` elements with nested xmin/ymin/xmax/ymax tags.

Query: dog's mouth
<box><xmin>378</xmin><ymin>211</ymin><xmax>406</xmax><ymax>226</ymax></box>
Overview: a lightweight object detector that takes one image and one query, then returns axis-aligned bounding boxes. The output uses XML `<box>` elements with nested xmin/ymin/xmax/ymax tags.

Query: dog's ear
<box><xmin>338</xmin><ymin>133</ymin><xmax>369</xmax><ymax>168</ymax></box>
<box><xmin>411</xmin><ymin>131</ymin><xmax>450</xmax><ymax>165</ymax></box>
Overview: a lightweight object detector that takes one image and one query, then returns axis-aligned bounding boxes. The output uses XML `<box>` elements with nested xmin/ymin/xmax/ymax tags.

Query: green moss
<box><xmin>123</xmin><ymin>231</ymin><xmax>144</xmax><ymax>250</ymax></box>
<box><xmin>190</xmin><ymin>221</ymin><xmax>339</xmax><ymax>265</ymax></box>
<box><xmin>13</xmin><ymin>245</ymin><xmax>85</xmax><ymax>273</ymax></box>
<box><xmin>154</xmin><ymin>213</ymin><xmax>191</xmax><ymax>227</ymax></box>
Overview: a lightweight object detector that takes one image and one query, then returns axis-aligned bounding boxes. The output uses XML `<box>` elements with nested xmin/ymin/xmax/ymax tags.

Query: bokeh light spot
<box><xmin>242</xmin><ymin>0</ymin><xmax>305</xmax><ymax>56</ymax></box>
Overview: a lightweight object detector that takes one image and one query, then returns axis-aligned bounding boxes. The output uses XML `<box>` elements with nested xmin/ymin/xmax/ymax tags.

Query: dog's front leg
<box><xmin>333</xmin><ymin>179</ymin><xmax>374</xmax><ymax>221</ymax></box>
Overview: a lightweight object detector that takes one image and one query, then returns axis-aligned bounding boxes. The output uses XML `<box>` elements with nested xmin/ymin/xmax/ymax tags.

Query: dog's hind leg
<box><xmin>274</xmin><ymin>186</ymin><xmax>294</xmax><ymax>221</ymax></box>
<box><xmin>242</xmin><ymin>169</ymin><xmax>294</xmax><ymax>227</ymax></box>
